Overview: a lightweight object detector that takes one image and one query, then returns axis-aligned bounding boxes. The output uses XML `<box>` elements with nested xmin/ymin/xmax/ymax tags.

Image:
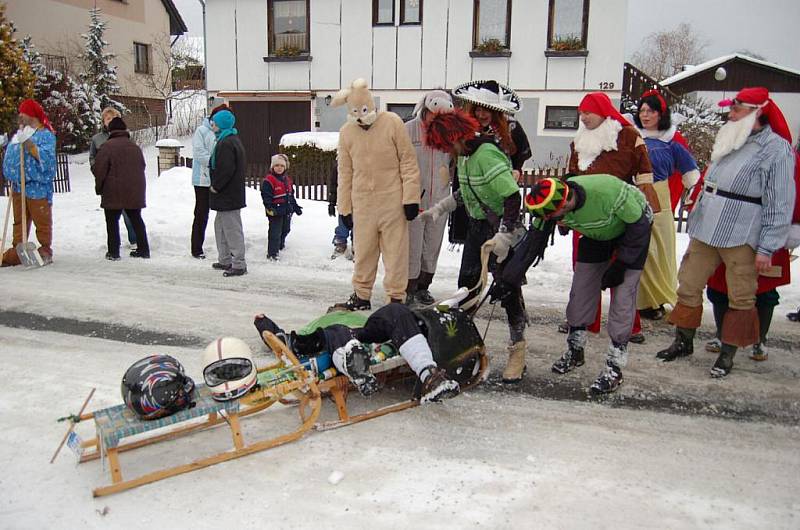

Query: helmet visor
<box><xmin>204</xmin><ymin>358</ymin><xmax>254</xmax><ymax>387</ymax></box>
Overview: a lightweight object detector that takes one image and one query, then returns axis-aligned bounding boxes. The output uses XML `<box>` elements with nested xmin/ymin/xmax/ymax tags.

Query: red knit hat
<box><xmin>578</xmin><ymin>92</ymin><xmax>632</xmax><ymax>127</ymax></box>
<box><xmin>18</xmin><ymin>99</ymin><xmax>54</xmax><ymax>132</ymax></box>
<box><xmin>719</xmin><ymin>87</ymin><xmax>792</xmax><ymax>143</ymax></box>
<box><xmin>422</xmin><ymin>108</ymin><xmax>480</xmax><ymax>152</ymax></box>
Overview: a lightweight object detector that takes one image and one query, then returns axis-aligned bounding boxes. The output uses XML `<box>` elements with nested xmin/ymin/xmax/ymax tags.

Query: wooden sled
<box><xmin>73</xmin><ymin>332</ymin><xmax>321</xmax><ymax>497</ymax></box>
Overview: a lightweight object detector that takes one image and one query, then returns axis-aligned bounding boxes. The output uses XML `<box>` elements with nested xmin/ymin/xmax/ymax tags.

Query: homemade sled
<box><xmin>71</xmin><ymin>332</ymin><xmax>321</xmax><ymax>497</ymax></box>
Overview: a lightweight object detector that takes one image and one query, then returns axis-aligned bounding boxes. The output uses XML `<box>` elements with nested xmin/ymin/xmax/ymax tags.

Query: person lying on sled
<box><xmin>255</xmin><ymin>303</ymin><xmax>461</xmax><ymax>404</ymax></box>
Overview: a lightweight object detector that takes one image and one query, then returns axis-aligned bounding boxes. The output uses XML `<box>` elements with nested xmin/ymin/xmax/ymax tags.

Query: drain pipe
<box><xmin>197</xmin><ymin>0</ymin><xmax>208</xmax><ymax>108</ymax></box>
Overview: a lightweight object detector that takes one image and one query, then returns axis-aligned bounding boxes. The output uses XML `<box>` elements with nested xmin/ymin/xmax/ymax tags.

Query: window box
<box><xmin>469</xmin><ymin>50</ymin><xmax>512</xmax><ymax>58</ymax></box>
<box><xmin>544</xmin><ymin>49</ymin><xmax>588</xmax><ymax>57</ymax></box>
<box><xmin>263</xmin><ymin>54</ymin><xmax>312</xmax><ymax>62</ymax></box>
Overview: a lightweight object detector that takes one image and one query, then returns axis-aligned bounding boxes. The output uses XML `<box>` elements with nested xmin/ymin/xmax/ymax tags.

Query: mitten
<box><xmin>601</xmin><ymin>261</ymin><xmax>627</xmax><ymax>290</ymax></box>
<box><xmin>340</xmin><ymin>214</ymin><xmax>353</xmax><ymax>230</ymax></box>
<box><xmin>294</xmin><ymin>204</ymin><xmax>303</xmax><ymax>216</ymax></box>
<box><xmin>557</xmin><ymin>224</ymin><xmax>570</xmax><ymax>236</ymax></box>
<box><xmin>328</xmin><ymin>203</ymin><xmax>336</xmax><ymax>217</ymax></box>
<box><xmin>404</xmin><ymin>203</ymin><xmax>419</xmax><ymax>221</ymax></box>
<box><xmin>420</xmin><ymin>193</ymin><xmax>457</xmax><ymax>221</ymax></box>
<box><xmin>488</xmin><ymin>225</ymin><xmax>526</xmax><ymax>263</ymax></box>
<box><xmin>265</xmin><ymin>207</ymin><xmax>276</xmax><ymax>217</ymax></box>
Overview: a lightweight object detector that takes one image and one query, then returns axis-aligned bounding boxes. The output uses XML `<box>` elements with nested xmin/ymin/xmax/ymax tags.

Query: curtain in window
<box><xmin>376</xmin><ymin>0</ymin><xmax>393</xmax><ymax>24</ymax></box>
<box><xmin>273</xmin><ymin>0</ymin><xmax>308</xmax><ymax>51</ymax></box>
<box><xmin>551</xmin><ymin>0</ymin><xmax>584</xmax><ymax>44</ymax></box>
<box><xmin>476</xmin><ymin>0</ymin><xmax>508</xmax><ymax>46</ymax></box>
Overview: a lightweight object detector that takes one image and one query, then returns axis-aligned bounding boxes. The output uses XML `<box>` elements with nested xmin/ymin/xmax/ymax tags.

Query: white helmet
<box><xmin>202</xmin><ymin>337</ymin><xmax>257</xmax><ymax>401</ymax></box>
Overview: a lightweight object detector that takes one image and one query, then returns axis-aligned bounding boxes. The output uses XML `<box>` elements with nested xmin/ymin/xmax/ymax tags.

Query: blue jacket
<box><xmin>2</xmin><ymin>128</ymin><xmax>57</xmax><ymax>204</ymax></box>
<box><xmin>192</xmin><ymin>118</ymin><xmax>216</xmax><ymax>187</ymax></box>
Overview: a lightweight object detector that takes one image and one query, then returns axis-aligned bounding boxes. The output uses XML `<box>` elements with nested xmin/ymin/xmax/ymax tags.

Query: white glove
<box><xmin>488</xmin><ymin>225</ymin><xmax>526</xmax><ymax>263</ymax></box>
<box><xmin>786</xmin><ymin>224</ymin><xmax>800</xmax><ymax>250</ymax></box>
<box><xmin>682</xmin><ymin>169</ymin><xmax>700</xmax><ymax>189</ymax></box>
<box><xmin>421</xmin><ymin>193</ymin><xmax>457</xmax><ymax>221</ymax></box>
<box><xmin>11</xmin><ymin>125</ymin><xmax>36</xmax><ymax>145</ymax></box>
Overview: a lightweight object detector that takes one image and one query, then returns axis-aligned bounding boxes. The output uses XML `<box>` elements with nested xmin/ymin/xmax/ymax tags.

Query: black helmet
<box><xmin>121</xmin><ymin>355</ymin><xmax>196</xmax><ymax>420</ymax></box>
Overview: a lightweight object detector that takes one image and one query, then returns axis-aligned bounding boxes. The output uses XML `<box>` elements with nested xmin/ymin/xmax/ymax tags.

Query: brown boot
<box><xmin>502</xmin><ymin>340</ymin><xmax>527</xmax><ymax>383</ymax></box>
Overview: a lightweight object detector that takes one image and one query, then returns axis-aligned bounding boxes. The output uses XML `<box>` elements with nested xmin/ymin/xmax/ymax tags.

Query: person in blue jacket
<box><xmin>261</xmin><ymin>153</ymin><xmax>302</xmax><ymax>260</ymax></box>
<box><xmin>190</xmin><ymin>103</ymin><xmax>226</xmax><ymax>258</ymax></box>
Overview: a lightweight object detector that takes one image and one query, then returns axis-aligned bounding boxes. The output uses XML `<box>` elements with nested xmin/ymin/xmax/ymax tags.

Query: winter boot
<box><xmin>419</xmin><ymin>366</ymin><xmax>460</xmax><ymax>403</ymax></box>
<box><xmin>329</xmin><ymin>292</ymin><xmax>371</xmax><ymax>312</ymax></box>
<box><xmin>502</xmin><ymin>340</ymin><xmax>528</xmax><ymax>383</ymax></box>
<box><xmin>749</xmin><ymin>342</ymin><xmax>768</xmax><ymax>362</ymax></box>
<box><xmin>705</xmin><ymin>337</ymin><xmax>722</xmax><ymax>353</ymax></box>
<box><xmin>552</xmin><ymin>328</ymin><xmax>587</xmax><ymax>374</ymax></box>
<box><xmin>656</xmin><ymin>327</ymin><xmax>695</xmax><ymax>362</ymax></box>
<box><xmin>557</xmin><ymin>320</ymin><xmax>569</xmax><ymax>334</ymax></box>
<box><xmin>333</xmin><ymin>340</ymin><xmax>379</xmax><ymax>397</ymax></box>
<box><xmin>590</xmin><ymin>360</ymin><xmax>624</xmax><ymax>394</ymax></box>
<box><xmin>710</xmin><ymin>343</ymin><xmax>737</xmax><ymax>378</ymax></box>
<box><xmin>331</xmin><ymin>243</ymin><xmax>347</xmax><ymax>260</ymax></box>
<box><xmin>414</xmin><ymin>289</ymin><xmax>435</xmax><ymax>306</ymax></box>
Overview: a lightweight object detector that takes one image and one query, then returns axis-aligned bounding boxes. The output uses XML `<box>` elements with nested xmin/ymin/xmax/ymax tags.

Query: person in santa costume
<box><xmin>633</xmin><ymin>90</ymin><xmax>701</xmax><ymax>321</ymax></box>
<box><xmin>420</xmin><ymin>108</ymin><xmax>529</xmax><ymax>384</ymax></box>
<box><xmin>559</xmin><ymin>92</ymin><xmax>658</xmax><ymax>343</ymax></box>
<box><xmin>656</xmin><ymin>87</ymin><xmax>796</xmax><ymax>377</ymax></box>
<box><xmin>1</xmin><ymin>99</ymin><xmax>57</xmax><ymax>266</ymax></box>
<box><xmin>702</xmin><ymin>93</ymin><xmax>800</xmax><ymax>361</ymax></box>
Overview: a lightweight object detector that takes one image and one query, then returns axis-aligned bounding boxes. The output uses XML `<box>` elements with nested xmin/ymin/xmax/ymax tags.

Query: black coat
<box><xmin>209</xmin><ymin>134</ymin><xmax>246</xmax><ymax>211</ymax></box>
<box><xmin>92</xmin><ymin>130</ymin><xmax>146</xmax><ymax>210</ymax></box>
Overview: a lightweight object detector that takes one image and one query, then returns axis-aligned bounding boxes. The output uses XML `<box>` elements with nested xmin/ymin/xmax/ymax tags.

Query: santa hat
<box><xmin>270</xmin><ymin>153</ymin><xmax>289</xmax><ymax>169</ymax></box>
<box><xmin>452</xmin><ymin>80</ymin><xmax>521</xmax><ymax>114</ymax></box>
<box><xmin>18</xmin><ymin>99</ymin><xmax>54</xmax><ymax>132</ymax></box>
<box><xmin>524</xmin><ymin>178</ymin><xmax>571</xmax><ymax>218</ymax></box>
<box><xmin>423</xmin><ymin>108</ymin><xmax>480</xmax><ymax>152</ymax></box>
<box><xmin>719</xmin><ymin>87</ymin><xmax>792</xmax><ymax>143</ymax></box>
<box><xmin>578</xmin><ymin>93</ymin><xmax>632</xmax><ymax>127</ymax></box>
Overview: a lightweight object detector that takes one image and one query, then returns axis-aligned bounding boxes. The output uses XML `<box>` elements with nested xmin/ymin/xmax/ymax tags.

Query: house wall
<box><xmin>206</xmin><ymin>0</ymin><xmax>629</xmax><ymax>168</ymax></box>
<box><xmin>7</xmin><ymin>0</ymin><xmax>173</xmax><ymax>101</ymax></box>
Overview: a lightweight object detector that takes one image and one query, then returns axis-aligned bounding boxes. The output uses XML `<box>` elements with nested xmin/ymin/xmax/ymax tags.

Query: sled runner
<box><xmin>70</xmin><ymin>332</ymin><xmax>321</xmax><ymax>497</ymax></box>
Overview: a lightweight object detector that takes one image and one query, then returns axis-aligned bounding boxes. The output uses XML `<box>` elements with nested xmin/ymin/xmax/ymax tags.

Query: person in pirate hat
<box><xmin>452</xmin><ymin>80</ymin><xmax>531</xmax><ymax>182</ymax></box>
<box><xmin>526</xmin><ymin>175</ymin><xmax>652</xmax><ymax>393</ymax></box>
<box><xmin>657</xmin><ymin>87</ymin><xmax>796</xmax><ymax>378</ymax></box>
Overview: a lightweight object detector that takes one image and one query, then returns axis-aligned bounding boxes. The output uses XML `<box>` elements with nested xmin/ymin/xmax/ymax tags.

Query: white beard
<box><xmin>573</xmin><ymin>118</ymin><xmax>623</xmax><ymax>171</ymax></box>
<box><xmin>710</xmin><ymin>110</ymin><xmax>758</xmax><ymax>162</ymax></box>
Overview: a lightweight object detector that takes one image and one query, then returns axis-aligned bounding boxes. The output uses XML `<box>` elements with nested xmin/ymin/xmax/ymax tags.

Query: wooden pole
<box><xmin>50</xmin><ymin>387</ymin><xmax>95</xmax><ymax>464</ymax></box>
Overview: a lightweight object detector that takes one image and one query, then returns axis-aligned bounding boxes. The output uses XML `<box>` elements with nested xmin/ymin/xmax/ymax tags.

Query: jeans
<box><xmin>122</xmin><ymin>210</ymin><xmax>137</xmax><ymax>245</ymax></box>
<box><xmin>332</xmin><ymin>216</ymin><xmax>352</xmax><ymax>246</ymax></box>
<box><xmin>105</xmin><ymin>209</ymin><xmax>149</xmax><ymax>257</ymax></box>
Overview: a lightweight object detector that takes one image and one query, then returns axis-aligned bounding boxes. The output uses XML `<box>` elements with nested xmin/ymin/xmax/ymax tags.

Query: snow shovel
<box><xmin>16</xmin><ymin>150</ymin><xmax>44</xmax><ymax>268</ymax></box>
<box><xmin>0</xmin><ymin>191</ymin><xmax>11</xmax><ymax>260</ymax></box>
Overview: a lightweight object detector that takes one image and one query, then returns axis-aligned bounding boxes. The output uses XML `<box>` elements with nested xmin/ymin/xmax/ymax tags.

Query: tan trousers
<box><xmin>1</xmin><ymin>192</ymin><xmax>52</xmax><ymax>266</ymax></box>
<box><xmin>352</xmin><ymin>201</ymin><xmax>409</xmax><ymax>301</ymax></box>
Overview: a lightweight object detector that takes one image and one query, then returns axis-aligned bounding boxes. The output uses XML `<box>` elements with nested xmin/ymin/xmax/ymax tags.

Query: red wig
<box><xmin>423</xmin><ymin>108</ymin><xmax>480</xmax><ymax>153</ymax></box>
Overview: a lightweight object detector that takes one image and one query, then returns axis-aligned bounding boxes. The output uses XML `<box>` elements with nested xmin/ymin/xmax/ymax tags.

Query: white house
<box><xmin>661</xmin><ymin>54</ymin><xmax>800</xmax><ymax>145</ymax></box>
<box><xmin>205</xmin><ymin>0</ymin><xmax>628</xmax><ymax>169</ymax></box>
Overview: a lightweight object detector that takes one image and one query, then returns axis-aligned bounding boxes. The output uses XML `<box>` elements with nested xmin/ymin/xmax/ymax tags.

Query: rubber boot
<box><xmin>656</xmin><ymin>327</ymin><xmax>695</xmax><ymax>362</ymax></box>
<box><xmin>502</xmin><ymin>340</ymin><xmax>527</xmax><ymax>383</ymax></box>
<box><xmin>710</xmin><ymin>343</ymin><xmax>737</xmax><ymax>378</ymax></box>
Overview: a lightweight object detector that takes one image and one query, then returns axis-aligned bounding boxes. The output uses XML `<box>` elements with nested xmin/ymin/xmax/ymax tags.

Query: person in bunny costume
<box><xmin>329</xmin><ymin>79</ymin><xmax>421</xmax><ymax>311</ymax></box>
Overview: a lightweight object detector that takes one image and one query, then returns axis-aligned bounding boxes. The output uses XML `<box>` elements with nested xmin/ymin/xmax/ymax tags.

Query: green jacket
<box><xmin>457</xmin><ymin>142</ymin><xmax>519</xmax><ymax>220</ymax></box>
<box><xmin>561</xmin><ymin>174</ymin><xmax>648</xmax><ymax>241</ymax></box>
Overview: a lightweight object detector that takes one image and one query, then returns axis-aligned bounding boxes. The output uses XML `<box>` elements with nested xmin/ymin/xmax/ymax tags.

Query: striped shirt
<box><xmin>688</xmin><ymin>125</ymin><xmax>796</xmax><ymax>255</ymax></box>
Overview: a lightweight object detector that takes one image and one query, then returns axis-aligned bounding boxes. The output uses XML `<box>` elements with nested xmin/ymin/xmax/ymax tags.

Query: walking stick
<box><xmin>50</xmin><ymin>388</ymin><xmax>95</xmax><ymax>464</ymax></box>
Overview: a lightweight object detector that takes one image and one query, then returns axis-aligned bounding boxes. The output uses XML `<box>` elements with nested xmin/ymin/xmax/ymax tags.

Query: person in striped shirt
<box><xmin>657</xmin><ymin>87</ymin><xmax>796</xmax><ymax>377</ymax></box>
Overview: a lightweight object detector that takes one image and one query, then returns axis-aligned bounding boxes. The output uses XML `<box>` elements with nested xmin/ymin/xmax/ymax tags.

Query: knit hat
<box><xmin>211</xmin><ymin>109</ymin><xmax>235</xmax><ymax>130</ymax></box>
<box><xmin>578</xmin><ymin>93</ymin><xmax>632</xmax><ymax>127</ymax></box>
<box><xmin>525</xmin><ymin>178</ymin><xmax>570</xmax><ymax>217</ymax></box>
<box><xmin>18</xmin><ymin>99</ymin><xmax>54</xmax><ymax>131</ymax></box>
<box><xmin>107</xmin><ymin>116</ymin><xmax>127</xmax><ymax>132</ymax></box>
<box><xmin>271</xmin><ymin>153</ymin><xmax>289</xmax><ymax>170</ymax></box>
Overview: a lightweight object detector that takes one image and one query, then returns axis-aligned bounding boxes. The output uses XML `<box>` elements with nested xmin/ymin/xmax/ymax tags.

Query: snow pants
<box><xmin>267</xmin><ymin>213</ymin><xmax>291</xmax><ymax>258</ymax></box>
<box><xmin>1</xmin><ymin>192</ymin><xmax>52</xmax><ymax>266</ymax></box>
<box><xmin>407</xmin><ymin>206</ymin><xmax>448</xmax><ymax>281</ymax></box>
<box><xmin>351</xmin><ymin>200</ymin><xmax>408</xmax><ymax>301</ymax></box>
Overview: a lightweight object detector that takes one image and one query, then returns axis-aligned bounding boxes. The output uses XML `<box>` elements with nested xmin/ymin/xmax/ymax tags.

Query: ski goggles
<box><xmin>203</xmin><ymin>358</ymin><xmax>254</xmax><ymax>387</ymax></box>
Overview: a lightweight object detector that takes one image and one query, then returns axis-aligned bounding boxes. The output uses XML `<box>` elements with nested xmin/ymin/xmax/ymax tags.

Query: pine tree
<box><xmin>81</xmin><ymin>7</ymin><xmax>125</xmax><ymax>114</ymax></box>
<box><xmin>0</xmin><ymin>3</ymin><xmax>35</xmax><ymax>134</ymax></box>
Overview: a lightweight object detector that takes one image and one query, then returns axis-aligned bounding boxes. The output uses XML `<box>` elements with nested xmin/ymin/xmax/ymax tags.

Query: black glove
<box><xmin>328</xmin><ymin>203</ymin><xmax>336</xmax><ymax>217</ymax></box>
<box><xmin>558</xmin><ymin>225</ymin><xmax>571</xmax><ymax>236</ymax></box>
<box><xmin>404</xmin><ymin>203</ymin><xmax>419</xmax><ymax>221</ymax></box>
<box><xmin>340</xmin><ymin>214</ymin><xmax>353</xmax><ymax>230</ymax></box>
<box><xmin>601</xmin><ymin>261</ymin><xmax>627</xmax><ymax>290</ymax></box>
<box><xmin>293</xmin><ymin>204</ymin><xmax>303</xmax><ymax>216</ymax></box>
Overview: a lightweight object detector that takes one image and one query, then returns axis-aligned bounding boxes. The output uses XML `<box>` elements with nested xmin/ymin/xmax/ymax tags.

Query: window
<box><xmin>473</xmin><ymin>0</ymin><xmax>511</xmax><ymax>50</ymax></box>
<box><xmin>133</xmin><ymin>42</ymin><xmax>150</xmax><ymax>74</ymax></box>
<box><xmin>374</xmin><ymin>0</ymin><xmax>422</xmax><ymax>26</ymax></box>
<box><xmin>268</xmin><ymin>0</ymin><xmax>310</xmax><ymax>55</ymax></box>
<box><xmin>387</xmin><ymin>104</ymin><xmax>416</xmax><ymax>122</ymax></box>
<box><xmin>373</xmin><ymin>0</ymin><xmax>394</xmax><ymax>25</ymax></box>
<box><xmin>545</xmin><ymin>106</ymin><xmax>579</xmax><ymax>129</ymax></box>
<box><xmin>547</xmin><ymin>0</ymin><xmax>589</xmax><ymax>51</ymax></box>
<box><xmin>400</xmin><ymin>0</ymin><xmax>422</xmax><ymax>24</ymax></box>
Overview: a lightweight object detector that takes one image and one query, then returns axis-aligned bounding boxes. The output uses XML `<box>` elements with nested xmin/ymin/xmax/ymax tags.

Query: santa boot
<box><xmin>656</xmin><ymin>327</ymin><xmax>695</xmax><ymax>362</ymax></box>
<box><xmin>710</xmin><ymin>343</ymin><xmax>737</xmax><ymax>378</ymax></box>
<box><xmin>502</xmin><ymin>340</ymin><xmax>528</xmax><ymax>383</ymax></box>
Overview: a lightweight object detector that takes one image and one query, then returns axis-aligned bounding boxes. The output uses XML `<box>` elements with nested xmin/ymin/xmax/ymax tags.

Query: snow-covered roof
<box><xmin>155</xmin><ymin>139</ymin><xmax>184</xmax><ymax>148</ymax></box>
<box><xmin>661</xmin><ymin>53</ymin><xmax>800</xmax><ymax>86</ymax></box>
<box><xmin>280</xmin><ymin>132</ymin><xmax>339</xmax><ymax>152</ymax></box>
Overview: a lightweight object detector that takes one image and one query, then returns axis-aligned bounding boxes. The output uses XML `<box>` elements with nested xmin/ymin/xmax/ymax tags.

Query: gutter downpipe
<box><xmin>197</xmin><ymin>0</ymin><xmax>209</xmax><ymax>112</ymax></box>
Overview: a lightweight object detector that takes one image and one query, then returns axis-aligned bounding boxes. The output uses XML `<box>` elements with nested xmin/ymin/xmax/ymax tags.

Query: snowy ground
<box><xmin>1</xmin><ymin>141</ymin><xmax>799</xmax><ymax>528</ymax></box>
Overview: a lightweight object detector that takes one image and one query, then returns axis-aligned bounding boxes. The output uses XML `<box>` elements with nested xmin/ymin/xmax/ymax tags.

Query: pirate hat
<box><xmin>452</xmin><ymin>80</ymin><xmax>521</xmax><ymax>114</ymax></box>
<box><xmin>525</xmin><ymin>178</ymin><xmax>570</xmax><ymax>217</ymax></box>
